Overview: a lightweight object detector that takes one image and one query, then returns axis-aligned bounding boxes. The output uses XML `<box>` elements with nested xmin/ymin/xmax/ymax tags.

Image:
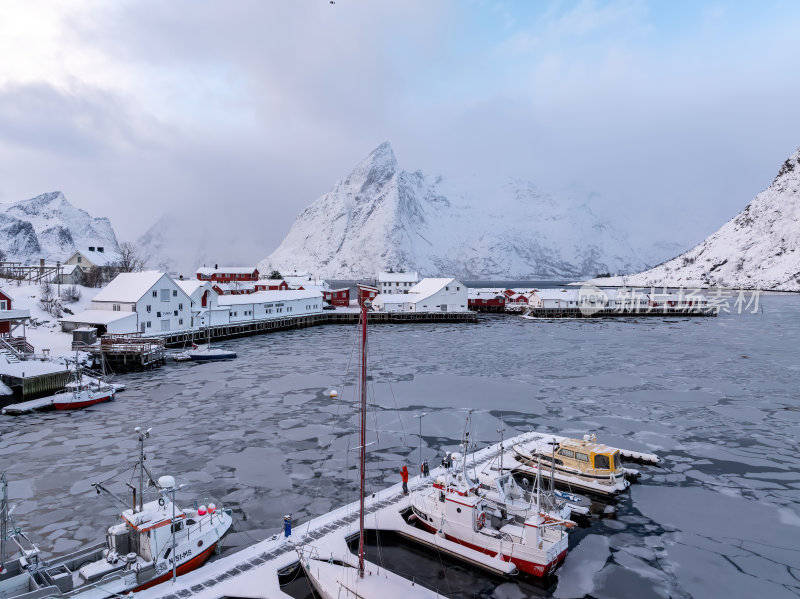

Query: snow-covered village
<box><xmin>1</xmin><ymin>3</ymin><xmax>799</xmax><ymax>599</ymax></box>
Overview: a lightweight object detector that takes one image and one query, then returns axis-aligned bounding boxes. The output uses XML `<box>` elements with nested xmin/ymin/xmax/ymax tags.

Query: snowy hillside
<box><xmin>260</xmin><ymin>143</ymin><xmax>649</xmax><ymax>279</ymax></box>
<box><xmin>586</xmin><ymin>147</ymin><xmax>800</xmax><ymax>291</ymax></box>
<box><xmin>137</xmin><ymin>212</ymin><xmax>263</xmax><ymax>276</ymax></box>
<box><xmin>0</xmin><ymin>191</ymin><xmax>120</xmax><ymax>263</ymax></box>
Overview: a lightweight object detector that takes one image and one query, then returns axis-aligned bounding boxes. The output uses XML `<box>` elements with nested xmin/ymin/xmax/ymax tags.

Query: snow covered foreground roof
<box><xmin>92</xmin><ymin>271</ymin><xmax>172</xmax><ymax>303</ymax></box>
<box><xmin>217</xmin><ymin>289</ymin><xmax>322</xmax><ymax>305</ymax></box>
<box><xmin>408</xmin><ymin>278</ymin><xmax>458</xmax><ymax>300</ymax></box>
<box><xmin>60</xmin><ymin>309</ymin><xmax>138</xmax><ymax>325</ymax></box>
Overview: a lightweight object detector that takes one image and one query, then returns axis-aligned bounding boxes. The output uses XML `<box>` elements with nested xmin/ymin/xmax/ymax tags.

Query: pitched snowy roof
<box><xmin>217</xmin><ymin>289</ymin><xmax>322</xmax><ymax>305</ymax></box>
<box><xmin>408</xmin><ymin>278</ymin><xmax>458</xmax><ymax>301</ymax></box>
<box><xmin>92</xmin><ymin>271</ymin><xmax>170</xmax><ymax>302</ymax></box>
<box><xmin>262</xmin><ymin>279</ymin><xmax>287</xmax><ymax>285</ymax></box>
<box><xmin>176</xmin><ymin>280</ymin><xmax>213</xmax><ymax>295</ymax></box>
<box><xmin>197</xmin><ymin>266</ymin><xmax>258</xmax><ymax>275</ymax></box>
<box><xmin>59</xmin><ymin>309</ymin><xmax>138</xmax><ymax>325</ymax></box>
<box><xmin>213</xmin><ymin>281</ymin><xmax>256</xmax><ymax>290</ymax></box>
<box><xmin>377</xmin><ymin>271</ymin><xmax>419</xmax><ymax>282</ymax></box>
<box><xmin>68</xmin><ymin>249</ymin><xmax>119</xmax><ymax>267</ymax></box>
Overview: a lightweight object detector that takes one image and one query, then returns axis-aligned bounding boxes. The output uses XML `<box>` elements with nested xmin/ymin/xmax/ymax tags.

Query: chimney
<box><xmin>215</xmin><ymin>264</ymin><xmax>218</xmax><ymax>270</ymax></box>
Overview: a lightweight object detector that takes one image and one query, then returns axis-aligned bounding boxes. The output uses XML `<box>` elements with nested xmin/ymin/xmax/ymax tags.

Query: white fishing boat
<box><xmin>409</xmin><ymin>421</ymin><xmax>571</xmax><ymax>578</ymax></box>
<box><xmin>0</xmin><ymin>428</ymin><xmax>232</xmax><ymax>598</ymax></box>
<box><xmin>52</xmin><ymin>354</ymin><xmax>115</xmax><ymax>411</ymax></box>
<box><xmin>300</xmin><ymin>299</ymin><xmax>440</xmax><ymax>599</ymax></box>
<box><xmin>187</xmin><ymin>345</ymin><xmax>237</xmax><ymax>361</ymax></box>
<box><xmin>187</xmin><ymin>323</ymin><xmax>236</xmax><ymax>361</ymax></box>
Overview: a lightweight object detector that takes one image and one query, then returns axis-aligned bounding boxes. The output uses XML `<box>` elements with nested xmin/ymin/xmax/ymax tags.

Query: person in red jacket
<box><xmin>400</xmin><ymin>465</ymin><xmax>409</xmax><ymax>495</ymax></box>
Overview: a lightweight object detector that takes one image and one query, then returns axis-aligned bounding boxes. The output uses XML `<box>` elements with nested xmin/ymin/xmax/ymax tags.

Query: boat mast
<box><xmin>136</xmin><ymin>427</ymin><xmax>150</xmax><ymax>512</ymax></box>
<box><xmin>1</xmin><ymin>472</ymin><xmax>7</xmax><ymax>572</ymax></box>
<box><xmin>358</xmin><ymin>298</ymin><xmax>370</xmax><ymax>578</ymax></box>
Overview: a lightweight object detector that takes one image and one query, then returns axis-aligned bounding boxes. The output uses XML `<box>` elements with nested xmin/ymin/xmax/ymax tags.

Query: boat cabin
<box><xmin>552</xmin><ymin>438</ymin><xmax>622</xmax><ymax>475</ymax></box>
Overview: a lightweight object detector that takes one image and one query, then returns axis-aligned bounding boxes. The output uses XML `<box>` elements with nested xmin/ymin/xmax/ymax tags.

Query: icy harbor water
<box><xmin>2</xmin><ymin>294</ymin><xmax>800</xmax><ymax>598</ymax></box>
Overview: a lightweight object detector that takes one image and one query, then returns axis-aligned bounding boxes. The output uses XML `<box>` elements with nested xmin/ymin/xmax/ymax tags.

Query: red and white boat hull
<box><xmin>53</xmin><ymin>388</ymin><xmax>114</xmax><ymax>410</ymax></box>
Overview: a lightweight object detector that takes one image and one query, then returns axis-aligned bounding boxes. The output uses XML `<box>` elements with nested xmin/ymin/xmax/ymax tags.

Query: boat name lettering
<box><xmin>168</xmin><ymin>549</ymin><xmax>192</xmax><ymax>564</ymax></box>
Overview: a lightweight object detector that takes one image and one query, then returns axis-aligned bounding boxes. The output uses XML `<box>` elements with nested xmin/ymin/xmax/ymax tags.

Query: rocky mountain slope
<box><xmin>0</xmin><ymin>191</ymin><xmax>120</xmax><ymax>263</ymax></box>
<box><xmin>260</xmin><ymin>142</ymin><xmax>649</xmax><ymax>279</ymax></box>
<box><xmin>587</xmin><ymin>147</ymin><xmax>800</xmax><ymax>291</ymax></box>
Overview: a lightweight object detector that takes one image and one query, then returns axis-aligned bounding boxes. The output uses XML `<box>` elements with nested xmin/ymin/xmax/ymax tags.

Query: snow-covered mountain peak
<box><xmin>260</xmin><ymin>144</ymin><xmax>648</xmax><ymax>279</ymax></box>
<box><xmin>0</xmin><ymin>191</ymin><xmax>120</xmax><ymax>262</ymax></box>
<box><xmin>586</xmin><ymin>145</ymin><xmax>800</xmax><ymax>291</ymax></box>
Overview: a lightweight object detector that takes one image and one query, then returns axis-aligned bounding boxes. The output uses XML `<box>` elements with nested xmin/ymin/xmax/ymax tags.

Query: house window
<box><xmin>146</xmin><ymin>305</ymin><xmax>151</xmax><ymax>312</ymax></box>
<box><xmin>112</xmin><ymin>304</ymin><xmax>120</xmax><ymax>311</ymax></box>
<box><xmin>0</xmin><ymin>300</ymin><xmax>7</xmax><ymax>310</ymax></box>
<box><xmin>456</xmin><ymin>287</ymin><xmax>460</xmax><ymax>291</ymax></box>
<box><xmin>178</xmin><ymin>303</ymin><xmax>183</xmax><ymax>310</ymax></box>
<box><xmin>173</xmin><ymin>310</ymin><xmax>178</xmax><ymax>316</ymax></box>
<box><xmin>160</xmin><ymin>289</ymin><xmax>170</xmax><ymax>301</ymax></box>
<box><xmin>146</xmin><ymin>321</ymin><xmax>152</xmax><ymax>328</ymax></box>
<box><xmin>178</xmin><ymin>318</ymin><xmax>183</xmax><ymax>325</ymax></box>
<box><xmin>152</xmin><ymin>291</ymin><xmax>157</xmax><ymax>298</ymax></box>
<box><xmin>77</xmin><ymin>256</ymin><xmax>82</xmax><ymax>263</ymax></box>
<box><xmin>131</xmin><ymin>305</ymin><xmax>136</xmax><ymax>311</ymax></box>
<box><xmin>172</xmin><ymin>290</ymin><xmax>177</xmax><ymax>297</ymax></box>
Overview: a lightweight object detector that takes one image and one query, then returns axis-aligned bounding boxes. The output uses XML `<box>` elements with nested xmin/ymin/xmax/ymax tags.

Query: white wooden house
<box><xmin>373</xmin><ymin>278</ymin><xmax>468</xmax><ymax>313</ymax></box>
<box><xmin>377</xmin><ymin>270</ymin><xmax>419</xmax><ymax>295</ymax></box>
<box><xmin>63</xmin><ymin>271</ymin><xmax>194</xmax><ymax>334</ymax></box>
<box><xmin>216</xmin><ymin>289</ymin><xmax>323</xmax><ymax>323</ymax></box>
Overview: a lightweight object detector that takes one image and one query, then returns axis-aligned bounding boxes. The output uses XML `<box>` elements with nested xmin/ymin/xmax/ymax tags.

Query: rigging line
<box><xmin>311</xmin><ymin>317</ymin><xmax>361</xmax><ymax>504</ymax></box>
<box><xmin>369</xmin><ymin>326</ymin><xmax>409</xmax><ymax>446</ymax></box>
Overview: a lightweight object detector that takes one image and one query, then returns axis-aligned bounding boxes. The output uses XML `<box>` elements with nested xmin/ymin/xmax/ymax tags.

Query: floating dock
<box><xmin>135</xmin><ymin>431</ymin><xmax>569</xmax><ymax>599</ymax></box>
<box><xmin>521</xmin><ymin>307</ymin><xmax>715</xmax><ymax>319</ymax></box>
<box><xmin>1</xmin><ymin>383</ymin><xmax>126</xmax><ymax>415</ymax></box>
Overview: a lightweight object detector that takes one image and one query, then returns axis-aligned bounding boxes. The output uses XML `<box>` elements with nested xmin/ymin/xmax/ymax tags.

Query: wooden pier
<box><xmin>155</xmin><ymin>310</ymin><xmax>478</xmax><ymax>349</ymax></box>
<box><xmin>522</xmin><ymin>306</ymin><xmax>716</xmax><ymax>319</ymax></box>
<box><xmin>73</xmin><ymin>333</ymin><xmax>166</xmax><ymax>372</ymax></box>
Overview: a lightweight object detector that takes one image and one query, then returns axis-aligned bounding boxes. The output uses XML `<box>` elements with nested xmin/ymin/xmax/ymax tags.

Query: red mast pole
<box><xmin>358</xmin><ymin>298</ymin><xmax>370</xmax><ymax>578</ymax></box>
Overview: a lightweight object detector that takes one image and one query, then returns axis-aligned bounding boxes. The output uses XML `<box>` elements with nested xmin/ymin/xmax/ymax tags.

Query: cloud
<box><xmin>0</xmin><ymin>0</ymin><xmax>799</xmax><ymax>263</ymax></box>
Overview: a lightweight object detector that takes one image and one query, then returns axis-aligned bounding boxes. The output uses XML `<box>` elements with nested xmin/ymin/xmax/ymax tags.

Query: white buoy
<box><xmin>329</xmin><ymin>389</ymin><xmax>339</xmax><ymax>399</ymax></box>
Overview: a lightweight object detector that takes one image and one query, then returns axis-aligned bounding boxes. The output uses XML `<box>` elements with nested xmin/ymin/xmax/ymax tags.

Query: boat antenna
<box><xmin>497</xmin><ymin>415</ymin><xmax>505</xmax><ymax>474</ymax></box>
<box><xmin>135</xmin><ymin>427</ymin><xmax>151</xmax><ymax>512</ymax></box>
<box><xmin>414</xmin><ymin>412</ymin><xmax>426</xmax><ymax>475</ymax></box>
<box><xmin>551</xmin><ymin>438</ymin><xmax>556</xmax><ymax>493</ymax></box>
<box><xmin>357</xmin><ymin>298</ymin><xmax>371</xmax><ymax>578</ymax></box>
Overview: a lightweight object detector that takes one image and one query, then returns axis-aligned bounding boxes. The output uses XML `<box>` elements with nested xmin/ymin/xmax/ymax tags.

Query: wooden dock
<box><xmin>155</xmin><ymin>311</ymin><xmax>478</xmax><ymax>349</ymax></box>
<box><xmin>137</xmin><ymin>432</ymin><xmax>528</xmax><ymax>599</ymax></box>
<box><xmin>522</xmin><ymin>307</ymin><xmax>716</xmax><ymax>319</ymax></box>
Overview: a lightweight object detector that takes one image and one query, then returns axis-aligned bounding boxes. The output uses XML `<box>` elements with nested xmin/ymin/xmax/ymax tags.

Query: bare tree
<box><xmin>84</xmin><ymin>266</ymin><xmax>105</xmax><ymax>288</ymax></box>
<box><xmin>115</xmin><ymin>242</ymin><xmax>146</xmax><ymax>273</ymax></box>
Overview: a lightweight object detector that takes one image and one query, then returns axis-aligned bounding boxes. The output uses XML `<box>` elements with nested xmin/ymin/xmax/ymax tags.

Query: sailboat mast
<box><xmin>358</xmin><ymin>298</ymin><xmax>370</xmax><ymax>578</ymax></box>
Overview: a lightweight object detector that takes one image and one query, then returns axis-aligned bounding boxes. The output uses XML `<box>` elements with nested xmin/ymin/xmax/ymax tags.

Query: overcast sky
<box><xmin>1</xmin><ymin>0</ymin><xmax>799</xmax><ymax>262</ymax></box>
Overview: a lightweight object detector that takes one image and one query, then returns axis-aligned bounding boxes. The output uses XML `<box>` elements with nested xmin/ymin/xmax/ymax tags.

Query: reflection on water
<box><xmin>2</xmin><ymin>295</ymin><xmax>799</xmax><ymax>598</ymax></box>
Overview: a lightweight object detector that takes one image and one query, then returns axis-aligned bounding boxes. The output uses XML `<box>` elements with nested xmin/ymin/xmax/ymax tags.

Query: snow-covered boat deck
<box><xmin>136</xmin><ymin>431</ymin><xmax>561</xmax><ymax>599</ymax></box>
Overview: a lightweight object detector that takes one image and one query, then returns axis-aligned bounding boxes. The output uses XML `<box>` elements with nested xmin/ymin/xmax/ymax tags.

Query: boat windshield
<box><xmin>613</xmin><ymin>452</ymin><xmax>621</xmax><ymax>469</ymax></box>
<box><xmin>593</xmin><ymin>453</ymin><xmax>610</xmax><ymax>469</ymax></box>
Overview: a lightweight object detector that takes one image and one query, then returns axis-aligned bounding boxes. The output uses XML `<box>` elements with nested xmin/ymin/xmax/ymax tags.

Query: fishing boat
<box><xmin>409</xmin><ymin>418</ymin><xmax>571</xmax><ymax>578</ymax></box>
<box><xmin>300</xmin><ymin>299</ymin><xmax>440</xmax><ymax>599</ymax></box>
<box><xmin>187</xmin><ymin>323</ymin><xmax>236</xmax><ymax>361</ymax></box>
<box><xmin>52</xmin><ymin>354</ymin><xmax>115</xmax><ymax>410</ymax></box>
<box><xmin>0</xmin><ymin>428</ymin><xmax>232</xmax><ymax>598</ymax></box>
<box><xmin>511</xmin><ymin>433</ymin><xmax>631</xmax><ymax>496</ymax></box>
